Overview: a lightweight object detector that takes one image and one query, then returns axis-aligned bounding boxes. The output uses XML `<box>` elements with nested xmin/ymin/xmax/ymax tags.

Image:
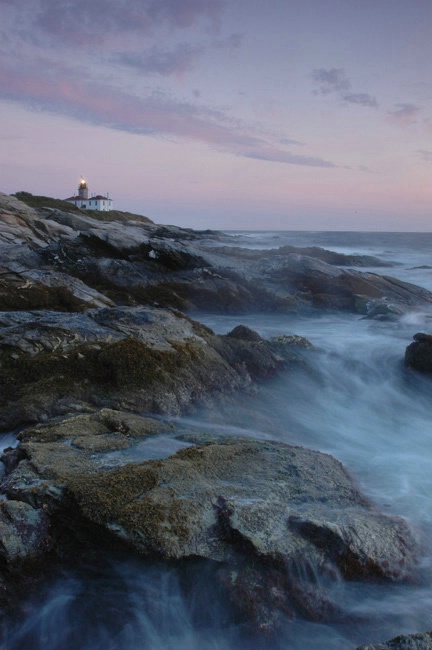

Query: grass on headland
<box><xmin>12</xmin><ymin>191</ymin><xmax>154</xmax><ymax>224</ymax></box>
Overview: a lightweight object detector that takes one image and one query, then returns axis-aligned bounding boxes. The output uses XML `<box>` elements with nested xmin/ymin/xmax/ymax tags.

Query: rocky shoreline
<box><xmin>1</xmin><ymin>191</ymin><xmax>432</xmax><ymax>647</ymax></box>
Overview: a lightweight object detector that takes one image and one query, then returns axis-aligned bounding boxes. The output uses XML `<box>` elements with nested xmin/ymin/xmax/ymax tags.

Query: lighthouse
<box><xmin>78</xmin><ymin>178</ymin><xmax>89</xmax><ymax>200</ymax></box>
<box><xmin>65</xmin><ymin>178</ymin><xmax>113</xmax><ymax>212</ymax></box>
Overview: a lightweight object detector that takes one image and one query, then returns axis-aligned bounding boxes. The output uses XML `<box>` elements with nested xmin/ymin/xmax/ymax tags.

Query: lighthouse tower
<box><xmin>78</xmin><ymin>178</ymin><xmax>89</xmax><ymax>199</ymax></box>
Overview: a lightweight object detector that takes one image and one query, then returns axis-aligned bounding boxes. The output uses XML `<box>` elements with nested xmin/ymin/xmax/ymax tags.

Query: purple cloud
<box><xmin>312</xmin><ymin>68</ymin><xmax>351</xmax><ymax>95</ymax></box>
<box><xmin>342</xmin><ymin>93</ymin><xmax>378</xmax><ymax>108</ymax></box>
<box><xmin>214</xmin><ymin>32</ymin><xmax>243</xmax><ymax>49</ymax></box>
<box><xmin>279</xmin><ymin>137</ymin><xmax>304</xmax><ymax>146</ymax></box>
<box><xmin>113</xmin><ymin>34</ymin><xmax>243</xmax><ymax>77</ymax></box>
<box><xmin>388</xmin><ymin>103</ymin><xmax>420</xmax><ymax>126</ymax></box>
<box><xmin>0</xmin><ymin>57</ymin><xmax>336</xmax><ymax>169</ymax></box>
<box><xmin>240</xmin><ymin>149</ymin><xmax>335</xmax><ymax>168</ymax></box>
<box><xmin>113</xmin><ymin>43</ymin><xmax>206</xmax><ymax>76</ymax></box>
<box><xmin>7</xmin><ymin>0</ymin><xmax>225</xmax><ymax>46</ymax></box>
<box><xmin>312</xmin><ymin>68</ymin><xmax>378</xmax><ymax>109</ymax></box>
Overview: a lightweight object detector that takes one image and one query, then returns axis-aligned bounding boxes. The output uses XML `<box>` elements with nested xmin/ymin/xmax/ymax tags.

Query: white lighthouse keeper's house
<box><xmin>65</xmin><ymin>178</ymin><xmax>113</xmax><ymax>211</ymax></box>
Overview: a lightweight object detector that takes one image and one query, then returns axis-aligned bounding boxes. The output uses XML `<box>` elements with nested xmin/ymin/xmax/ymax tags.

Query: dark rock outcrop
<box><xmin>356</xmin><ymin>631</ymin><xmax>432</xmax><ymax>650</ymax></box>
<box><xmin>404</xmin><ymin>333</ymin><xmax>432</xmax><ymax>373</ymax></box>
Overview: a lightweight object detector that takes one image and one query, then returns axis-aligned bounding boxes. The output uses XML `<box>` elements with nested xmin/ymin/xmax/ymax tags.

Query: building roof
<box><xmin>65</xmin><ymin>195</ymin><xmax>112</xmax><ymax>202</ymax></box>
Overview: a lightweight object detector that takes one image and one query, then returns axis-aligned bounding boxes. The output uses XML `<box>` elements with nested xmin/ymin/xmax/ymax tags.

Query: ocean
<box><xmin>2</xmin><ymin>231</ymin><xmax>432</xmax><ymax>649</ymax></box>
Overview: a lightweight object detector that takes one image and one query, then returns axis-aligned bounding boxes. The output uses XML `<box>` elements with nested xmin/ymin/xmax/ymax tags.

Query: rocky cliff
<box><xmin>0</xmin><ymin>192</ymin><xmax>428</xmax><ymax>642</ymax></box>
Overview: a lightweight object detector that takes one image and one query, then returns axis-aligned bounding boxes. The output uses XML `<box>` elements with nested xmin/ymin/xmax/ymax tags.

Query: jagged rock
<box><xmin>356</xmin><ymin>631</ymin><xmax>432</xmax><ymax>650</ymax></box>
<box><xmin>0</xmin><ymin>265</ymin><xmax>114</xmax><ymax>311</ymax></box>
<box><xmin>404</xmin><ymin>333</ymin><xmax>432</xmax><ymax>373</ymax></box>
<box><xmin>0</xmin><ymin>191</ymin><xmax>426</xmax><ymax>635</ymax></box>
<box><xmin>0</xmin><ymin>192</ymin><xmax>75</xmax><ymax>248</ymax></box>
<box><xmin>225</xmin><ymin>325</ymin><xmax>263</xmax><ymax>341</ymax></box>
<box><xmin>254</xmin><ymin>254</ymin><xmax>432</xmax><ymax>317</ymax></box>
<box><xmin>277</xmin><ymin>245</ymin><xmax>394</xmax><ymax>268</ymax></box>
<box><xmin>213</xmin><ymin>244</ymin><xmax>394</xmax><ymax>268</ymax></box>
<box><xmin>0</xmin><ymin>306</ymin><xmax>304</xmax><ymax>430</ymax></box>
<box><xmin>2</xmin><ymin>192</ymin><xmax>430</xmax><ymax>317</ymax></box>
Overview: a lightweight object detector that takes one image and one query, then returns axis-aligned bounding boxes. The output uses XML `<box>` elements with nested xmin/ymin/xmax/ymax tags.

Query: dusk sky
<box><xmin>1</xmin><ymin>0</ymin><xmax>431</xmax><ymax>230</ymax></box>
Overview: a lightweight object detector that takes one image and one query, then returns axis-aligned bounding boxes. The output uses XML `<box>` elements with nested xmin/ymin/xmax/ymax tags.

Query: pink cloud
<box><xmin>0</xmin><ymin>58</ymin><xmax>336</xmax><ymax>168</ymax></box>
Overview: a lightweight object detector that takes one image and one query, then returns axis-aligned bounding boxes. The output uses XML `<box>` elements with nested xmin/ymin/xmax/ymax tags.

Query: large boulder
<box><xmin>1</xmin><ymin>420</ymin><xmax>417</xmax><ymax>630</ymax></box>
<box><xmin>64</xmin><ymin>437</ymin><xmax>415</xmax><ymax>581</ymax></box>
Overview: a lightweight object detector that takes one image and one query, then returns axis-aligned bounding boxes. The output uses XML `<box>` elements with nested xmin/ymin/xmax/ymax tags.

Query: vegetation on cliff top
<box><xmin>12</xmin><ymin>191</ymin><xmax>154</xmax><ymax>224</ymax></box>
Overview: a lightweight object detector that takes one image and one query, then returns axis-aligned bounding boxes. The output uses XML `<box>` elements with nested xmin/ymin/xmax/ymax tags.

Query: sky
<box><xmin>0</xmin><ymin>0</ymin><xmax>431</xmax><ymax>230</ymax></box>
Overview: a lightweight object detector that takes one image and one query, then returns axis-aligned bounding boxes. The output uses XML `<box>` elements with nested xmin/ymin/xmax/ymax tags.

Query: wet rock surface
<box><xmin>2</xmin><ymin>192</ymin><xmax>431</xmax><ymax>318</ymax></box>
<box><xmin>0</xmin><ymin>305</ymin><xmax>307</xmax><ymax>430</ymax></box>
<box><xmin>0</xmin><ymin>417</ymin><xmax>417</xmax><ymax>630</ymax></box>
<box><xmin>0</xmin><ymin>499</ymin><xmax>52</xmax><ymax>563</ymax></box>
<box><xmin>0</xmin><ymin>192</ymin><xmax>427</xmax><ymax>639</ymax></box>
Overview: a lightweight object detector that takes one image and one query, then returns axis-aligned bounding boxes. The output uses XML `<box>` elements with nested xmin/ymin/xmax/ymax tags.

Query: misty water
<box><xmin>3</xmin><ymin>232</ymin><xmax>432</xmax><ymax>649</ymax></box>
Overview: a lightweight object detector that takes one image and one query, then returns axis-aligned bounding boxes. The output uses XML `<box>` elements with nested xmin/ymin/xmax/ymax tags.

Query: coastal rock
<box><xmin>254</xmin><ymin>254</ymin><xmax>432</xmax><ymax>317</ymax></box>
<box><xmin>356</xmin><ymin>631</ymin><xmax>432</xmax><ymax>650</ymax></box>
<box><xmin>2</xmin><ymin>192</ymin><xmax>431</xmax><ymax>318</ymax></box>
<box><xmin>0</xmin><ymin>306</ymin><xmax>304</xmax><ymax>430</ymax></box>
<box><xmin>0</xmin><ymin>264</ymin><xmax>114</xmax><ymax>311</ymax></box>
<box><xmin>1</xmin><ymin>409</ymin><xmax>175</xmax><ymax>506</ymax></box>
<box><xmin>277</xmin><ymin>245</ymin><xmax>394</xmax><ymax>268</ymax></box>
<box><xmin>404</xmin><ymin>333</ymin><xmax>432</xmax><ymax>373</ymax></box>
<box><xmin>0</xmin><ymin>192</ymin><xmax>425</xmax><ymax>635</ymax></box>
<box><xmin>225</xmin><ymin>324</ymin><xmax>264</xmax><ymax>341</ymax></box>
<box><xmin>1</xmin><ymin>424</ymin><xmax>417</xmax><ymax>629</ymax></box>
<box><xmin>0</xmin><ymin>192</ymin><xmax>75</xmax><ymax>248</ymax></box>
<box><xmin>65</xmin><ymin>437</ymin><xmax>415</xmax><ymax>581</ymax></box>
<box><xmin>0</xmin><ymin>499</ymin><xmax>52</xmax><ymax>563</ymax></box>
